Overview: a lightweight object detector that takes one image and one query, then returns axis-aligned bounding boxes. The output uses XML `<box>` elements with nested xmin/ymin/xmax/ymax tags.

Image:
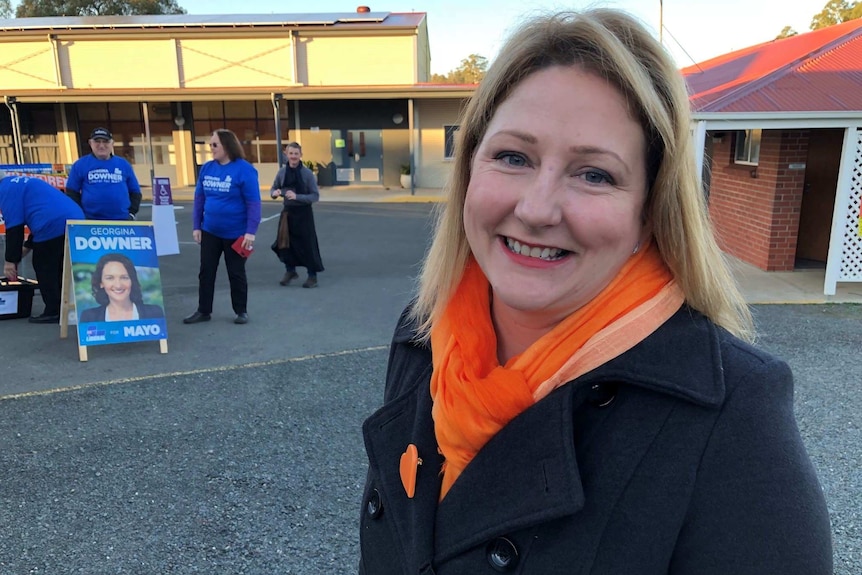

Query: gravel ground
<box><xmin>751</xmin><ymin>304</ymin><xmax>862</xmax><ymax>575</ymax></box>
<box><xmin>0</xmin><ymin>350</ymin><xmax>386</xmax><ymax>574</ymax></box>
<box><xmin>0</xmin><ymin>303</ymin><xmax>858</xmax><ymax>573</ymax></box>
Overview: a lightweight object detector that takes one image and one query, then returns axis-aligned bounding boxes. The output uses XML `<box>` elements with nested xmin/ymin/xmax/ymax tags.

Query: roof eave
<box><xmin>4</xmin><ymin>84</ymin><xmax>476</xmax><ymax>103</ymax></box>
<box><xmin>692</xmin><ymin>110</ymin><xmax>862</xmax><ymax>129</ymax></box>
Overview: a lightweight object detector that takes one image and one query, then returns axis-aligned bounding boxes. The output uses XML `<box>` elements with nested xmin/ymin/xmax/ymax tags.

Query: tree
<box><xmin>808</xmin><ymin>0</ymin><xmax>862</xmax><ymax>30</ymax></box>
<box><xmin>775</xmin><ymin>25</ymin><xmax>798</xmax><ymax>39</ymax></box>
<box><xmin>430</xmin><ymin>54</ymin><xmax>488</xmax><ymax>85</ymax></box>
<box><xmin>16</xmin><ymin>0</ymin><xmax>186</xmax><ymax>17</ymax></box>
<box><xmin>0</xmin><ymin>0</ymin><xmax>12</xmax><ymax>18</ymax></box>
<box><xmin>450</xmin><ymin>54</ymin><xmax>488</xmax><ymax>84</ymax></box>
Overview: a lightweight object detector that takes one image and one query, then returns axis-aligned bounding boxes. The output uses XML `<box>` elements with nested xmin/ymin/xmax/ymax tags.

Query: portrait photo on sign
<box><xmin>73</xmin><ymin>252</ymin><xmax>165</xmax><ymax>323</ymax></box>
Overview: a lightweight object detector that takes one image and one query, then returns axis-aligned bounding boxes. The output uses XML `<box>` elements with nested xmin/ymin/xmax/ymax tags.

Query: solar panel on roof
<box><xmin>0</xmin><ymin>12</ymin><xmax>390</xmax><ymax>30</ymax></box>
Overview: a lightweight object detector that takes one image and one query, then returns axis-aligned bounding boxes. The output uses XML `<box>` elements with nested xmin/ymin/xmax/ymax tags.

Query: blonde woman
<box><xmin>359</xmin><ymin>9</ymin><xmax>831</xmax><ymax>574</ymax></box>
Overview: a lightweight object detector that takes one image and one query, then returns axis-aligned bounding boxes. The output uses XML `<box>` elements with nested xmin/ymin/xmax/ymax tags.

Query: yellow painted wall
<box><xmin>178</xmin><ymin>38</ymin><xmax>294</xmax><ymax>88</ymax></box>
<box><xmin>416</xmin><ymin>99</ymin><xmax>465</xmax><ymax>188</ymax></box>
<box><xmin>56</xmin><ymin>103</ymin><xmax>79</xmax><ymax>164</ymax></box>
<box><xmin>0</xmin><ymin>41</ymin><xmax>58</xmax><ymax>89</ymax></box>
<box><xmin>3</xmin><ymin>32</ymin><xmax>416</xmax><ymax>91</ymax></box>
<box><xmin>303</xmin><ymin>35</ymin><xmax>415</xmax><ymax>86</ymax></box>
<box><xmin>63</xmin><ymin>39</ymin><xmax>179</xmax><ymax>88</ymax></box>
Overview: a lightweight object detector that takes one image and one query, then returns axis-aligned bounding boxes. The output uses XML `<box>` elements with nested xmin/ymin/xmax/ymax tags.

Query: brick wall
<box><xmin>707</xmin><ymin>129</ymin><xmax>809</xmax><ymax>271</ymax></box>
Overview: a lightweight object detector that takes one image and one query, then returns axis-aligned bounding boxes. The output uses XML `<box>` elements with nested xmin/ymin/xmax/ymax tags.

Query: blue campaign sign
<box><xmin>0</xmin><ymin>163</ymin><xmax>56</xmax><ymax>174</ymax></box>
<box><xmin>67</xmin><ymin>221</ymin><xmax>168</xmax><ymax>347</ymax></box>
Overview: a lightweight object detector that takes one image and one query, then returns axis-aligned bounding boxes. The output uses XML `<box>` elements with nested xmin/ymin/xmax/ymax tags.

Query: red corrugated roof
<box><xmin>683</xmin><ymin>18</ymin><xmax>862</xmax><ymax>113</ymax></box>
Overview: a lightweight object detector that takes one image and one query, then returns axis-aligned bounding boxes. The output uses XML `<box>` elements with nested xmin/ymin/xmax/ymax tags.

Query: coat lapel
<box><xmin>363</xmin><ymin>306</ymin><xmax>727</xmax><ymax>570</ymax></box>
<box><xmin>433</xmin><ymin>383</ymin><xmax>588</xmax><ymax>562</ymax></box>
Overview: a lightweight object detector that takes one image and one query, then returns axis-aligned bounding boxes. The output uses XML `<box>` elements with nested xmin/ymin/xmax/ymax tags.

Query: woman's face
<box><xmin>286</xmin><ymin>146</ymin><xmax>302</xmax><ymax>168</ymax></box>
<box><xmin>210</xmin><ymin>133</ymin><xmax>228</xmax><ymax>164</ymax></box>
<box><xmin>100</xmin><ymin>261</ymin><xmax>133</xmax><ymax>305</ymax></box>
<box><xmin>463</xmin><ymin>65</ymin><xmax>649</xmax><ymax>330</ymax></box>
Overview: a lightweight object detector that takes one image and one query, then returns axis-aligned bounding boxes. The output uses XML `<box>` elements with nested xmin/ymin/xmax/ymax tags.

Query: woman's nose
<box><xmin>513</xmin><ymin>169</ymin><xmax>563</xmax><ymax>228</ymax></box>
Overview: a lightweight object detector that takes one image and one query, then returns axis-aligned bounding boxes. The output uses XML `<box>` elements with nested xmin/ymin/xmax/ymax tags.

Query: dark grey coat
<box><xmin>360</xmin><ymin>306</ymin><xmax>832</xmax><ymax>574</ymax></box>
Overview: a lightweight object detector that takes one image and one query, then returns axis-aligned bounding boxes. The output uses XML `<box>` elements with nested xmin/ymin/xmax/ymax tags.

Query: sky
<box><xmin>164</xmin><ymin>0</ymin><xmax>829</xmax><ymax>74</ymax></box>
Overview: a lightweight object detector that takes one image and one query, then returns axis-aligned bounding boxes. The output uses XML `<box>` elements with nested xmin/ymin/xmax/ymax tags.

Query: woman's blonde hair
<box><xmin>412</xmin><ymin>8</ymin><xmax>753</xmax><ymax>341</ymax></box>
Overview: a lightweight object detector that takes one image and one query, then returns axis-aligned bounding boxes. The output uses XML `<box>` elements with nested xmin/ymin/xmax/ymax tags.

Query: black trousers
<box><xmin>31</xmin><ymin>235</ymin><xmax>66</xmax><ymax>316</ymax></box>
<box><xmin>197</xmin><ymin>230</ymin><xmax>248</xmax><ymax>315</ymax></box>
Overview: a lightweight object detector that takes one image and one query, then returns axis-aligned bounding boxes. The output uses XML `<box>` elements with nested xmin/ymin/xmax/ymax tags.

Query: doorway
<box><xmin>330</xmin><ymin>129</ymin><xmax>382</xmax><ymax>186</ymax></box>
<box><xmin>796</xmin><ymin>129</ymin><xmax>843</xmax><ymax>268</ymax></box>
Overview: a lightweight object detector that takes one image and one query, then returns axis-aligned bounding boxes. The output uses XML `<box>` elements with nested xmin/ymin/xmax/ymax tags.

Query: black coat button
<box><xmin>366</xmin><ymin>488</ymin><xmax>383</xmax><ymax>519</ymax></box>
<box><xmin>486</xmin><ymin>537</ymin><xmax>518</xmax><ymax>572</ymax></box>
<box><xmin>588</xmin><ymin>383</ymin><xmax>617</xmax><ymax>407</ymax></box>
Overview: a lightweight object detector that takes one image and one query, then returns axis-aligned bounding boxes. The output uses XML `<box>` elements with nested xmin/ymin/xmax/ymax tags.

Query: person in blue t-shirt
<box><xmin>66</xmin><ymin>127</ymin><xmax>142</xmax><ymax>221</ymax></box>
<box><xmin>0</xmin><ymin>171</ymin><xmax>84</xmax><ymax>323</ymax></box>
<box><xmin>184</xmin><ymin>129</ymin><xmax>261</xmax><ymax>325</ymax></box>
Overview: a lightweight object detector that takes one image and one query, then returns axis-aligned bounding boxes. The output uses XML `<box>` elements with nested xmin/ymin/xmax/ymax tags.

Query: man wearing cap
<box><xmin>0</xmin><ymin>170</ymin><xmax>84</xmax><ymax>323</ymax></box>
<box><xmin>66</xmin><ymin>127</ymin><xmax>142</xmax><ymax>221</ymax></box>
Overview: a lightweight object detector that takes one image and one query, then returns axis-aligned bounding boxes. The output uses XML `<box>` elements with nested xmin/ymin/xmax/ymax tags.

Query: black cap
<box><xmin>90</xmin><ymin>127</ymin><xmax>112</xmax><ymax>141</ymax></box>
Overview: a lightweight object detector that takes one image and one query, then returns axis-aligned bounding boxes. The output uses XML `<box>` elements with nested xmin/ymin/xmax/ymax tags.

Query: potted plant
<box><xmin>400</xmin><ymin>163</ymin><xmax>412</xmax><ymax>189</ymax></box>
<box><xmin>303</xmin><ymin>159</ymin><xmax>319</xmax><ymax>183</ymax></box>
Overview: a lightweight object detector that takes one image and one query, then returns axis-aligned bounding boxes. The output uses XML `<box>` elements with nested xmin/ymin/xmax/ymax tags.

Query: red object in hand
<box><xmin>231</xmin><ymin>237</ymin><xmax>253</xmax><ymax>258</ymax></box>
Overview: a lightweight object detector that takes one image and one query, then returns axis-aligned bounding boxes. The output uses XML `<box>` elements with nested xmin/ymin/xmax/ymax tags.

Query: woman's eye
<box><xmin>495</xmin><ymin>152</ymin><xmax>528</xmax><ymax>167</ymax></box>
<box><xmin>581</xmin><ymin>170</ymin><xmax>613</xmax><ymax>185</ymax></box>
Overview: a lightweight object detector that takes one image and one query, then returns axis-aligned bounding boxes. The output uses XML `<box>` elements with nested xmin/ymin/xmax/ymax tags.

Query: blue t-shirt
<box><xmin>193</xmin><ymin>159</ymin><xmax>262</xmax><ymax>240</ymax></box>
<box><xmin>0</xmin><ymin>176</ymin><xmax>84</xmax><ymax>241</ymax></box>
<box><xmin>66</xmin><ymin>154</ymin><xmax>141</xmax><ymax>220</ymax></box>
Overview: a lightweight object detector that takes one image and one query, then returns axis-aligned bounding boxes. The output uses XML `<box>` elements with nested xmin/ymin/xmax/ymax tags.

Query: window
<box><xmin>734</xmin><ymin>129</ymin><xmax>761</xmax><ymax>165</ymax></box>
<box><xmin>444</xmin><ymin>124</ymin><xmax>460</xmax><ymax>160</ymax></box>
<box><xmin>192</xmin><ymin>100</ymin><xmax>288</xmax><ymax>164</ymax></box>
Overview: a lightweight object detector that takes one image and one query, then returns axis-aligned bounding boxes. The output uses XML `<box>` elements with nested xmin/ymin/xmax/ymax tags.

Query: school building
<box><xmin>685</xmin><ymin>18</ymin><xmax>862</xmax><ymax>294</ymax></box>
<box><xmin>3</xmin><ymin>8</ymin><xmax>861</xmax><ymax>294</ymax></box>
<box><xmin>0</xmin><ymin>8</ymin><xmax>474</xmax><ymax>190</ymax></box>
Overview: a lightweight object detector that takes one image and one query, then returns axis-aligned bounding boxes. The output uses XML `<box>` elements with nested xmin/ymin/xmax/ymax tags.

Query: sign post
<box><xmin>60</xmin><ymin>221</ymin><xmax>168</xmax><ymax>361</ymax></box>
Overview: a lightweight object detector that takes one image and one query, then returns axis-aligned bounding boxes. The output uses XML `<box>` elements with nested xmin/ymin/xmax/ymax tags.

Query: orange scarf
<box><xmin>430</xmin><ymin>242</ymin><xmax>684</xmax><ymax>499</ymax></box>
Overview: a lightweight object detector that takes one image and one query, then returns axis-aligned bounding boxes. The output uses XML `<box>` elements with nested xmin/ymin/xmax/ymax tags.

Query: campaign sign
<box><xmin>67</xmin><ymin>221</ymin><xmax>168</xmax><ymax>347</ymax></box>
<box><xmin>0</xmin><ymin>163</ymin><xmax>68</xmax><ymax>190</ymax></box>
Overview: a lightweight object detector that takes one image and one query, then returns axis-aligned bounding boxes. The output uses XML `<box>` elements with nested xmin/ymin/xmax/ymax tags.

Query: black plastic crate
<box><xmin>0</xmin><ymin>277</ymin><xmax>38</xmax><ymax>320</ymax></box>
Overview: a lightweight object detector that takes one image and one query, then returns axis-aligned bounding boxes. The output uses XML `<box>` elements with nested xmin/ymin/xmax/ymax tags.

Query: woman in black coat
<box><xmin>359</xmin><ymin>9</ymin><xmax>832</xmax><ymax>575</ymax></box>
<box><xmin>79</xmin><ymin>252</ymin><xmax>164</xmax><ymax>322</ymax></box>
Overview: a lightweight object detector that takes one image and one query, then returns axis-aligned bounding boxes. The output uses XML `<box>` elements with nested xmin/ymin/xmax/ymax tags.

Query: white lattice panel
<box><xmin>838</xmin><ymin>128</ymin><xmax>862</xmax><ymax>282</ymax></box>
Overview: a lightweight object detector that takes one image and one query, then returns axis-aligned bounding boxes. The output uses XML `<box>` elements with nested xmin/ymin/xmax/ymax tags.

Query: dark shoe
<box><xmin>183</xmin><ymin>311</ymin><xmax>211</xmax><ymax>324</ymax></box>
<box><xmin>29</xmin><ymin>313</ymin><xmax>60</xmax><ymax>324</ymax></box>
<box><xmin>234</xmin><ymin>313</ymin><xmax>249</xmax><ymax>325</ymax></box>
<box><xmin>302</xmin><ymin>276</ymin><xmax>318</xmax><ymax>289</ymax></box>
<box><xmin>279</xmin><ymin>271</ymin><xmax>299</xmax><ymax>286</ymax></box>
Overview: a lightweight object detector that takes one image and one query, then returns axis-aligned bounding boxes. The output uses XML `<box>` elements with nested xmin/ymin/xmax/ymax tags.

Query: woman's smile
<box><xmin>502</xmin><ymin>236</ymin><xmax>568</xmax><ymax>262</ymax></box>
<box><xmin>100</xmin><ymin>261</ymin><xmax>133</xmax><ymax>305</ymax></box>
